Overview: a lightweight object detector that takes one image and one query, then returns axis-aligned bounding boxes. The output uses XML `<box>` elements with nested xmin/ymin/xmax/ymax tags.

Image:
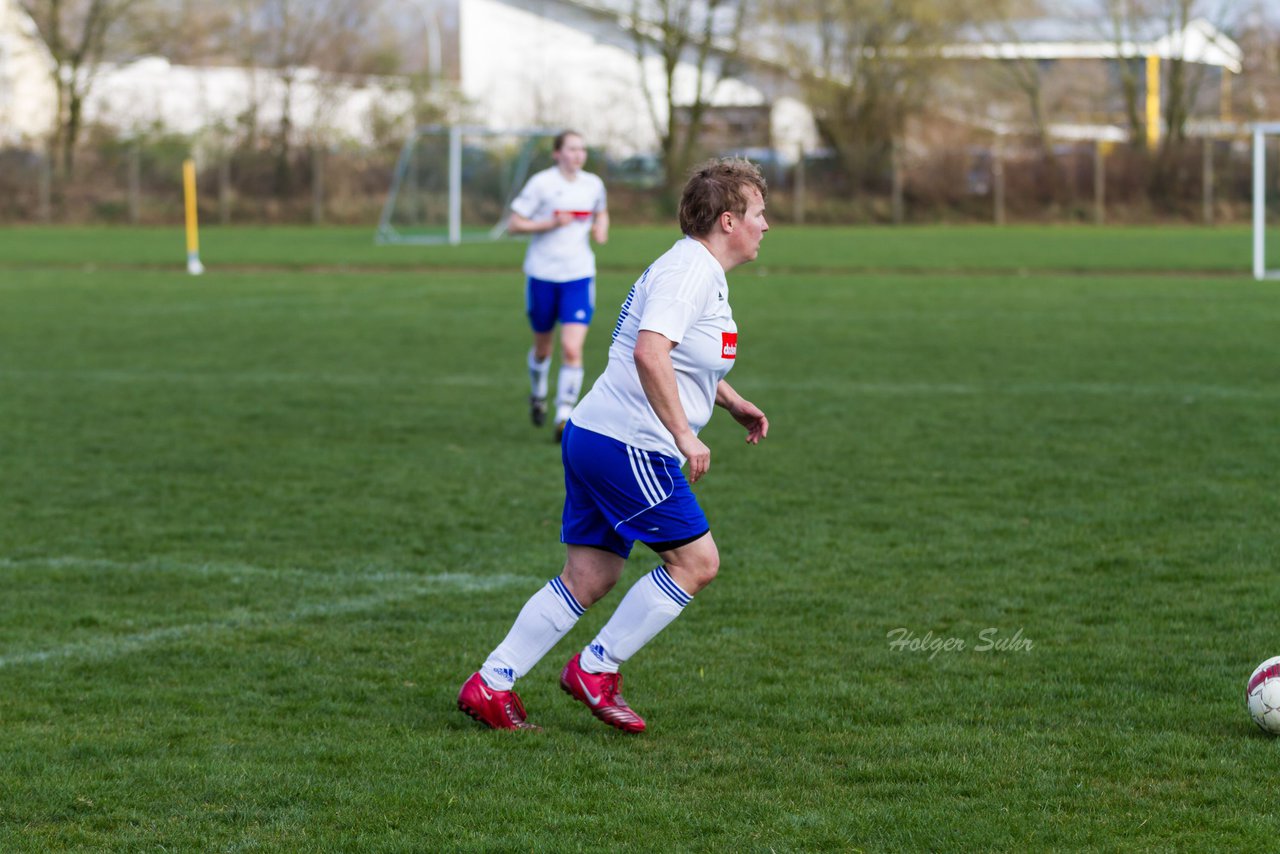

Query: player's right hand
<box><xmin>678</xmin><ymin>434</ymin><xmax>711</xmax><ymax>483</ymax></box>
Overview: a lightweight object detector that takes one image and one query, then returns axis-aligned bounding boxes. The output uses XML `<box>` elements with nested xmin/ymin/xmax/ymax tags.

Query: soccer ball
<box><xmin>1246</xmin><ymin>656</ymin><xmax>1280</xmax><ymax>734</ymax></box>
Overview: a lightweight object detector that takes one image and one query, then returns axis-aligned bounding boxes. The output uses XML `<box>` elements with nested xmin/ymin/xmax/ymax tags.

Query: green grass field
<box><xmin>1</xmin><ymin>224</ymin><xmax>1278</xmax><ymax>850</ymax></box>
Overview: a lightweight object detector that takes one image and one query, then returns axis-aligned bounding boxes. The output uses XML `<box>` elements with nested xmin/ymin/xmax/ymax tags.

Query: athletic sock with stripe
<box><xmin>528</xmin><ymin>348</ymin><xmax>551</xmax><ymax>399</ymax></box>
<box><xmin>579</xmin><ymin>566</ymin><xmax>691</xmax><ymax>674</ymax></box>
<box><xmin>480</xmin><ymin>576</ymin><xmax>584</xmax><ymax>691</ymax></box>
<box><xmin>555</xmin><ymin>365</ymin><xmax>584</xmax><ymax>423</ymax></box>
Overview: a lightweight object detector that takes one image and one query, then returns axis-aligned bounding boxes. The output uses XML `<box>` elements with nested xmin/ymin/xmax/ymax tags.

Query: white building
<box><xmin>0</xmin><ymin>0</ymin><xmax>56</xmax><ymax>144</ymax></box>
<box><xmin>82</xmin><ymin>57</ymin><xmax>415</xmax><ymax>145</ymax></box>
<box><xmin>945</xmin><ymin>15</ymin><xmax>1242</xmax><ymax>72</ymax></box>
<box><xmin>0</xmin><ymin>0</ymin><xmax>1250</xmax><ymax>155</ymax></box>
<box><xmin>0</xmin><ymin>0</ymin><xmax>814</xmax><ymax>156</ymax></box>
<box><xmin>456</xmin><ymin>0</ymin><xmax>817</xmax><ymax>155</ymax></box>
<box><xmin>0</xmin><ymin>0</ymin><xmax>422</xmax><ymax>149</ymax></box>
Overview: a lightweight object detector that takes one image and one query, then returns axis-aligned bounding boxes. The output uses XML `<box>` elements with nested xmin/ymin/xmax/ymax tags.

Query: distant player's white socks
<box><xmin>580</xmin><ymin>566</ymin><xmax>692</xmax><ymax>674</ymax></box>
<box><xmin>528</xmin><ymin>349</ymin><xmax>551</xmax><ymax>399</ymax></box>
<box><xmin>555</xmin><ymin>365</ymin><xmax>584</xmax><ymax>423</ymax></box>
<box><xmin>480</xmin><ymin>577</ymin><xmax>584</xmax><ymax>691</ymax></box>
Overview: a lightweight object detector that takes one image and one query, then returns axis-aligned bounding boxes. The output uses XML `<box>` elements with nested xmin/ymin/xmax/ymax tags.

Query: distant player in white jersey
<box><xmin>459</xmin><ymin>158</ymin><xmax>770</xmax><ymax>732</ymax></box>
<box><xmin>507</xmin><ymin>130</ymin><xmax>610</xmax><ymax>440</ymax></box>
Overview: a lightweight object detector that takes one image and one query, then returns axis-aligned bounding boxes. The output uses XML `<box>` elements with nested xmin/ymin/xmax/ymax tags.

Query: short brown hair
<box><xmin>554</xmin><ymin>130</ymin><xmax>582</xmax><ymax>151</ymax></box>
<box><xmin>678</xmin><ymin>158</ymin><xmax>768</xmax><ymax>237</ymax></box>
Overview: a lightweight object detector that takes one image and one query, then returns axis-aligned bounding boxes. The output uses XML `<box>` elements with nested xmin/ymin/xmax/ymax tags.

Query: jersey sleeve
<box><xmin>509</xmin><ymin>175</ymin><xmax>542</xmax><ymax>219</ymax></box>
<box><xmin>637</xmin><ymin>265</ymin><xmax>708</xmax><ymax>344</ymax></box>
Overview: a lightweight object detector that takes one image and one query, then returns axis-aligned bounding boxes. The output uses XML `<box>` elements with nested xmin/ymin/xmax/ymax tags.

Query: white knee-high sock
<box><xmin>556</xmin><ymin>365</ymin><xmax>584</xmax><ymax>421</ymax></box>
<box><xmin>481</xmin><ymin>577</ymin><xmax>584</xmax><ymax>690</ymax></box>
<box><xmin>529</xmin><ymin>349</ymin><xmax>551</xmax><ymax>399</ymax></box>
<box><xmin>580</xmin><ymin>566</ymin><xmax>692</xmax><ymax>674</ymax></box>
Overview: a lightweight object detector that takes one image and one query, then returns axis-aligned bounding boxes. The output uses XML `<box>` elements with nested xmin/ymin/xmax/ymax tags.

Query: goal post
<box><xmin>376</xmin><ymin>125</ymin><xmax>558</xmax><ymax>245</ymax></box>
<box><xmin>1252</xmin><ymin>123</ymin><xmax>1280</xmax><ymax>281</ymax></box>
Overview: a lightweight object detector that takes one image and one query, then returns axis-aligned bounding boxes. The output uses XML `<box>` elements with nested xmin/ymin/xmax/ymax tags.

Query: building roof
<box><xmin>946</xmin><ymin>17</ymin><xmax>1242</xmax><ymax>73</ymax></box>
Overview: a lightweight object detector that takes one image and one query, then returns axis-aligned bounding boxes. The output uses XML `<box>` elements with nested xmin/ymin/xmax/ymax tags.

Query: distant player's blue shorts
<box><xmin>526</xmin><ymin>276</ymin><xmax>595</xmax><ymax>333</ymax></box>
<box><xmin>560</xmin><ymin>421</ymin><xmax>710</xmax><ymax>558</ymax></box>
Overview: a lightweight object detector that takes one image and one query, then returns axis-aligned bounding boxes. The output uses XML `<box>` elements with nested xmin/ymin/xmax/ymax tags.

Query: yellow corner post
<box><xmin>183</xmin><ymin>159</ymin><xmax>205</xmax><ymax>275</ymax></box>
<box><xmin>1145</xmin><ymin>55</ymin><xmax>1161</xmax><ymax>150</ymax></box>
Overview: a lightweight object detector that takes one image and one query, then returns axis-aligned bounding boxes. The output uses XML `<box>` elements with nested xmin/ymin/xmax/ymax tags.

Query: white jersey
<box><xmin>509</xmin><ymin>167</ymin><xmax>607</xmax><ymax>282</ymax></box>
<box><xmin>571</xmin><ymin>237</ymin><xmax>738</xmax><ymax>461</ymax></box>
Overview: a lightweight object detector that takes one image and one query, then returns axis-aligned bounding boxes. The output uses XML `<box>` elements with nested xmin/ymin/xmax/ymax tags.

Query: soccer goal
<box><xmin>1252</xmin><ymin>123</ymin><xmax>1280</xmax><ymax>281</ymax></box>
<box><xmin>376</xmin><ymin>125</ymin><xmax>557</xmax><ymax>245</ymax></box>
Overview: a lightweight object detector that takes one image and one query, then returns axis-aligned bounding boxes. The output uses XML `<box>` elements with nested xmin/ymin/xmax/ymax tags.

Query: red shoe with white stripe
<box><xmin>559</xmin><ymin>653</ymin><xmax>647</xmax><ymax>733</ymax></box>
<box><xmin>457</xmin><ymin>672</ymin><xmax>541</xmax><ymax>731</ymax></box>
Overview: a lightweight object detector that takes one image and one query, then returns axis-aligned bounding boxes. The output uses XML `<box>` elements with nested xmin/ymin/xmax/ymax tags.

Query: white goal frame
<box><xmin>376</xmin><ymin>124</ymin><xmax>557</xmax><ymax>246</ymax></box>
<box><xmin>1252</xmin><ymin>123</ymin><xmax>1280</xmax><ymax>281</ymax></box>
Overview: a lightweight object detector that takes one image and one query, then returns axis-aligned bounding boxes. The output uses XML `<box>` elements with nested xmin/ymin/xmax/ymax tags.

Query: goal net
<box><xmin>1253</xmin><ymin>123</ymin><xmax>1280</xmax><ymax>281</ymax></box>
<box><xmin>377</xmin><ymin>125</ymin><xmax>557</xmax><ymax>245</ymax></box>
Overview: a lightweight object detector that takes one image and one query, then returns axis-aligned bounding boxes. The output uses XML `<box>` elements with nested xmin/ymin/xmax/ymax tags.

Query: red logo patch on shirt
<box><xmin>721</xmin><ymin>332</ymin><xmax>738</xmax><ymax>359</ymax></box>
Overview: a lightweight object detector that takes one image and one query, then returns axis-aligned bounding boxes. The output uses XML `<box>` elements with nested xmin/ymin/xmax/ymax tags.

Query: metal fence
<box><xmin>1</xmin><ymin>134</ymin><xmax>1271</xmax><ymax>228</ymax></box>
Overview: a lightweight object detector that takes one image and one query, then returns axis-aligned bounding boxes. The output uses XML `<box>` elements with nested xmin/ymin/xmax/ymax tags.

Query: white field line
<box><xmin>0</xmin><ymin>556</ymin><xmax>511</xmax><ymax>586</ymax></box>
<box><xmin>1</xmin><ymin>369</ymin><xmax>1276</xmax><ymax>400</ymax></box>
<box><xmin>0</xmin><ymin>557</ymin><xmax>537</xmax><ymax>670</ymax></box>
<box><xmin>0</xmin><ymin>368</ymin><xmax>504</xmax><ymax>388</ymax></box>
<box><xmin>746</xmin><ymin>379</ymin><xmax>1280</xmax><ymax>400</ymax></box>
<box><xmin>121</xmin><ymin>291</ymin><xmax>434</xmax><ymax>314</ymax></box>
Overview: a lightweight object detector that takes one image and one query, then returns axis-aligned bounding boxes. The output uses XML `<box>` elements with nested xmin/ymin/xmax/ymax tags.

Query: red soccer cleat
<box><xmin>457</xmin><ymin>672</ymin><xmax>541</xmax><ymax>731</ymax></box>
<box><xmin>559</xmin><ymin>653</ymin><xmax>646</xmax><ymax>733</ymax></box>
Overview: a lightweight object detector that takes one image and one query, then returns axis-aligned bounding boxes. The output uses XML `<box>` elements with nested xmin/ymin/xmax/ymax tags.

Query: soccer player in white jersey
<box><xmin>507</xmin><ymin>130</ymin><xmax>610</xmax><ymax>440</ymax></box>
<box><xmin>459</xmin><ymin>158</ymin><xmax>769</xmax><ymax>732</ymax></box>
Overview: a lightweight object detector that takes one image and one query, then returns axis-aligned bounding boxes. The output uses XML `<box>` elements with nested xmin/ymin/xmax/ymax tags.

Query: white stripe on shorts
<box><xmin>626</xmin><ymin>445</ymin><xmax>668</xmax><ymax>507</ymax></box>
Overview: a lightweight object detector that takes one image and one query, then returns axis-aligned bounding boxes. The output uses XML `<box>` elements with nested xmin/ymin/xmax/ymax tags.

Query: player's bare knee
<box><xmin>668</xmin><ymin>548</ymin><xmax>718</xmax><ymax>593</ymax></box>
<box><xmin>698</xmin><ymin>551</ymin><xmax>720</xmax><ymax>587</ymax></box>
<box><xmin>562</xmin><ymin>573</ymin><xmax>608</xmax><ymax>607</ymax></box>
<box><xmin>562</xmin><ymin>547</ymin><xmax>625</xmax><ymax>606</ymax></box>
<box><xmin>532</xmin><ymin>332</ymin><xmax>555</xmax><ymax>362</ymax></box>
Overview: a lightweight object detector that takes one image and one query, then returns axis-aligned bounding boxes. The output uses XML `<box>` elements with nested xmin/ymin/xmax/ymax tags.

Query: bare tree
<box><xmin>1160</xmin><ymin>0</ymin><xmax>1196</xmax><ymax>145</ymax></box>
<box><xmin>1154</xmin><ymin>0</ymin><xmax>1234</xmax><ymax>145</ymax></box>
<box><xmin>1233</xmin><ymin>1</ymin><xmax>1280</xmax><ymax>122</ymax></box>
<box><xmin>966</xmin><ymin>0</ymin><xmax>1057</xmax><ymax>157</ymax></box>
<box><xmin>760</xmin><ymin>0</ymin><xmax>971</xmax><ymax>189</ymax></box>
<box><xmin>129</xmin><ymin>0</ymin><xmax>234</xmax><ymax>65</ymax></box>
<box><xmin>20</xmin><ymin>0</ymin><xmax>150</xmax><ymax>175</ymax></box>
<box><xmin>221</xmin><ymin>0</ymin><xmax>387</xmax><ymax>191</ymax></box>
<box><xmin>627</xmin><ymin>0</ymin><xmax>750</xmax><ymax>193</ymax></box>
<box><xmin>1095</xmin><ymin>0</ymin><xmax>1154</xmax><ymax>145</ymax></box>
<box><xmin>1096</xmin><ymin>0</ymin><xmax>1237</xmax><ymax>145</ymax></box>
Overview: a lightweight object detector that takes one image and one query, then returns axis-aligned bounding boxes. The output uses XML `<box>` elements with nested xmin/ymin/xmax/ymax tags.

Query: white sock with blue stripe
<box><xmin>580</xmin><ymin>566</ymin><xmax>692</xmax><ymax>674</ymax></box>
<box><xmin>555</xmin><ymin>365</ymin><xmax>584</xmax><ymax>423</ymax></box>
<box><xmin>528</xmin><ymin>348</ymin><xmax>550</xmax><ymax>399</ymax></box>
<box><xmin>480</xmin><ymin>576</ymin><xmax>584</xmax><ymax>691</ymax></box>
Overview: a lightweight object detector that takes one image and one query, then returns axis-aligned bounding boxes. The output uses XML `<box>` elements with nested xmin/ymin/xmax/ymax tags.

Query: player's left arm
<box><xmin>715</xmin><ymin>380</ymin><xmax>768</xmax><ymax>445</ymax></box>
<box><xmin>591</xmin><ymin>208</ymin><xmax>610</xmax><ymax>244</ymax></box>
<box><xmin>509</xmin><ymin>210</ymin><xmax>574</xmax><ymax>233</ymax></box>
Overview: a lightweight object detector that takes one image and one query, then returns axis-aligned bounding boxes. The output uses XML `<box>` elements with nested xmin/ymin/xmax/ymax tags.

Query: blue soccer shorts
<box><xmin>560</xmin><ymin>421</ymin><xmax>710</xmax><ymax>558</ymax></box>
<box><xmin>526</xmin><ymin>276</ymin><xmax>595</xmax><ymax>333</ymax></box>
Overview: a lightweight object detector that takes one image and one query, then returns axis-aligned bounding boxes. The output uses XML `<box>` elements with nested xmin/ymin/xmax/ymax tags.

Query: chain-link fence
<box><xmin>1</xmin><ymin>132</ymin><xmax>1272</xmax><ymax>228</ymax></box>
